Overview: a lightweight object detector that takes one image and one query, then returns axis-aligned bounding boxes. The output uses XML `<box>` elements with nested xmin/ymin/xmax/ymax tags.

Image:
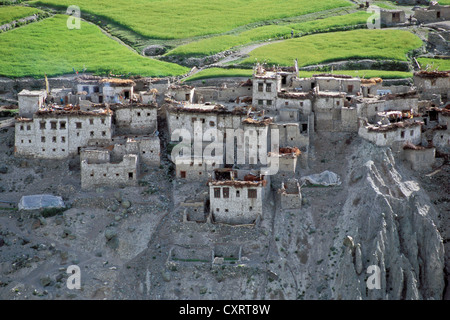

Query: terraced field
<box><xmin>239</xmin><ymin>29</ymin><xmax>424</xmax><ymax>67</ymax></box>
<box><xmin>33</xmin><ymin>0</ymin><xmax>352</xmax><ymax>39</ymax></box>
<box><xmin>0</xmin><ymin>14</ymin><xmax>188</xmax><ymax>78</ymax></box>
<box><xmin>184</xmin><ymin>68</ymin><xmax>253</xmax><ymax>82</ymax></box>
<box><xmin>0</xmin><ymin>5</ymin><xmax>41</xmax><ymax>25</ymax></box>
<box><xmin>167</xmin><ymin>11</ymin><xmax>372</xmax><ymax>58</ymax></box>
<box><xmin>417</xmin><ymin>58</ymin><xmax>450</xmax><ymax>71</ymax></box>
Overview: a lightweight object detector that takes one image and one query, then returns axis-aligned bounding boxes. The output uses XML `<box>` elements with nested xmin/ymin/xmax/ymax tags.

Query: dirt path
<box><xmin>213</xmin><ymin>40</ymin><xmax>285</xmax><ymax>67</ymax></box>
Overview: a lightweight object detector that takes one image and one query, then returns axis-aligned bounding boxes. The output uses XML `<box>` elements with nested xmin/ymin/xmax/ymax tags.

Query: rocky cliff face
<box><xmin>332</xmin><ymin>142</ymin><xmax>445</xmax><ymax>299</ymax></box>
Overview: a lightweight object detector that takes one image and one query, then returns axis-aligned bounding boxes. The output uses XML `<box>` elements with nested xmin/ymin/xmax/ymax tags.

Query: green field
<box><xmin>33</xmin><ymin>0</ymin><xmax>352</xmax><ymax>39</ymax></box>
<box><xmin>417</xmin><ymin>58</ymin><xmax>450</xmax><ymax>71</ymax></box>
<box><xmin>184</xmin><ymin>68</ymin><xmax>413</xmax><ymax>82</ymax></box>
<box><xmin>184</xmin><ymin>68</ymin><xmax>253</xmax><ymax>82</ymax></box>
<box><xmin>0</xmin><ymin>15</ymin><xmax>188</xmax><ymax>78</ymax></box>
<box><xmin>298</xmin><ymin>70</ymin><xmax>413</xmax><ymax>79</ymax></box>
<box><xmin>239</xmin><ymin>29</ymin><xmax>423</xmax><ymax>67</ymax></box>
<box><xmin>167</xmin><ymin>12</ymin><xmax>372</xmax><ymax>57</ymax></box>
<box><xmin>0</xmin><ymin>5</ymin><xmax>41</xmax><ymax>25</ymax></box>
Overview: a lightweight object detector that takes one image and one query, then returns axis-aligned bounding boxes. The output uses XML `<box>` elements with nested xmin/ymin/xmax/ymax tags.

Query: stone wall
<box><xmin>81</xmin><ymin>154</ymin><xmax>139</xmax><ymax>190</ymax></box>
<box><xmin>403</xmin><ymin>147</ymin><xmax>435</xmax><ymax>171</ymax></box>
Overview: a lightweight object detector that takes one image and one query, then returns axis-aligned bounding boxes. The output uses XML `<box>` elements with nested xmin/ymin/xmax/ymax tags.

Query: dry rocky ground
<box><xmin>0</xmin><ymin>118</ymin><xmax>448</xmax><ymax>300</ymax></box>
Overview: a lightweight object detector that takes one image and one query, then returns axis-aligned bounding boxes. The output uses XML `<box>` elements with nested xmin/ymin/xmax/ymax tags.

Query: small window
<box><xmin>26</xmin><ymin>125</ymin><xmax>31</xmax><ymax>131</ymax></box>
<box><xmin>267</xmin><ymin>100</ymin><xmax>272</xmax><ymax>106</ymax></box>
<box><xmin>336</xmin><ymin>101</ymin><xmax>340</xmax><ymax>106</ymax></box>
<box><xmin>28</xmin><ymin>140</ymin><xmax>31</xmax><ymax>143</ymax></box>
<box><xmin>147</xmin><ymin>113</ymin><xmax>150</xmax><ymax>116</ymax></box>
<box><xmin>209</xmin><ymin>121</ymin><xmax>215</xmax><ymax>127</ymax></box>
<box><xmin>101</xmin><ymin>119</ymin><xmax>105</xmax><ymax>124</ymax></box>
<box><xmin>248</xmin><ymin>189</ymin><xmax>257</xmax><ymax>199</ymax></box>
<box><xmin>214</xmin><ymin>188</ymin><xmax>221</xmax><ymax>198</ymax></box>
<box><xmin>41</xmin><ymin>136</ymin><xmax>45</xmax><ymax>143</ymax></box>
<box><xmin>192</xmin><ymin>117</ymin><xmax>197</xmax><ymax>122</ymax></box>
<box><xmin>60</xmin><ymin>121</ymin><xmax>66</xmax><ymax>129</ymax></box>
<box><xmin>410</xmin><ymin>130</ymin><xmax>414</xmax><ymax>136</ymax></box>
<box><xmin>258</xmin><ymin>83</ymin><xmax>264</xmax><ymax>92</ymax></box>
<box><xmin>61</xmin><ymin>136</ymin><xmax>66</xmax><ymax>143</ymax></box>
<box><xmin>216</xmin><ymin>208</ymin><xmax>220</xmax><ymax>212</ymax></box>
<box><xmin>90</xmin><ymin>131</ymin><xmax>94</xmax><ymax>137</ymax></box>
<box><xmin>76</xmin><ymin>122</ymin><xmax>82</xmax><ymax>129</ymax></box>
<box><xmin>93</xmin><ymin>86</ymin><xmax>100</xmax><ymax>93</ymax></box>
<box><xmin>401</xmin><ymin>131</ymin><xmax>405</xmax><ymax>138</ymax></box>
<box><xmin>52</xmin><ymin>136</ymin><xmax>57</xmax><ymax>143</ymax></box>
<box><xmin>89</xmin><ymin>119</ymin><xmax>94</xmax><ymax>125</ymax></box>
<box><xmin>51</xmin><ymin>121</ymin><xmax>57</xmax><ymax>130</ymax></box>
<box><xmin>40</xmin><ymin>122</ymin><xmax>46</xmax><ymax>130</ymax></box>
<box><xmin>285</xmin><ymin>101</ymin><xmax>289</xmax><ymax>106</ymax></box>
<box><xmin>225</xmin><ymin>209</ymin><xmax>229</xmax><ymax>213</ymax></box>
<box><xmin>347</xmin><ymin>85</ymin><xmax>354</xmax><ymax>92</ymax></box>
<box><xmin>102</xmin><ymin>131</ymin><xmax>106</xmax><ymax>137</ymax></box>
<box><xmin>223</xmin><ymin>188</ymin><xmax>230</xmax><ymax>199</ymax></box>
<box><xmin>137</xmin><ymin>112</ymin><xmax>141</xmax><ymax>117</ymax></box>
<box><xmin>300</xmin><ymin>102</ymin><xmax>304</xmax><ymax>107</ymax></box>
<box><xmin>180</xmin><ymin>171</ymin><xmax>186</xmax><ymax>178</ymax></box>
<box><xmin>258</xmin><ymin>100</ymin><xmax>263</xmax><ymax>106</ymax></box>
<box><xmin>236</xmin><ymin>190</ymin><xmax>240</xmax><ymax>197</ymax></box>
<box><xmin>266</xmin><ymin>83</ymin><xmax>272</xmax><ymax>92</ymax></box>
<box><xmin>128</xmin><ymin>172</ymin><xmax>133</xmax><ymax>180</ymax></box>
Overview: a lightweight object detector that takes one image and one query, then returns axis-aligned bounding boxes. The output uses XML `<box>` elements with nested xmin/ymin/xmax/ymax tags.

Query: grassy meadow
<box><xmin>167</xmin><ymin>12</ymin><xmax>372</xmax><ymax>57</ymax></box>
<box><xmin>33</xmin><ymin>0</ymin><xmax>352</xmax><ymax>39</ymax></box>
<box><xmin>0</xmin><ymin>5</ymin><xmax>41</xmax><ymax>25</ymax></box>
<box><xmin>239</xmin><ymin>29</ymin><xmax>423</xmax><ymax>67</ymax></box>
<box><xmin>0</xmin><ymin>15</ymin><xmax>188</xmax><ymax>78</ymax></box>
<box><xmin>417</xmin><ymin>58</ymin><xmax>450</xmax><ymax>71</ymax></box>
<box><xmin>184</xmin><ymin>68</ymin><xmax>253</xmax><ymax>82</ymax></box>
<box><xmin>298</xmin><ymin>70</ymin><xmax>413</xmax><ymax>79</ymax></box>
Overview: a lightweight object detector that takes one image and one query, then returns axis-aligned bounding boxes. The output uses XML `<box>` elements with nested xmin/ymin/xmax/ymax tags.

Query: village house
<box><xmin>380</xmin><ymin>9</ymin><xmax>407</xmax><ymax>27</ymax></box>
<box><xmin>208</xmin><ymin>168</ymin><xmax>270</xmax><ymax>225</ymax></box>
<box><xmin>278</xmin><ymin>178</ymin><xmax>302</xmax><ymax>210</ymax></box>
<box><xmin>413</xmin><ymin>2</ymin><xmax>450</xmax><ymax>24</ymax></box>
<box><xmin>15</xmin><ymin>107</ymin><xmax>113</xmax><ymax>159</ymax></box>
<box><xmin>17</xmin><ymin>89</ymin><xmax>47</xmax><ymax>118</ymax></box>
<box><xmin>80</xmin><ymin>148</ymin><xmax>139</xmax><ymax>190</ymax></box>
<box><xmin>413</xmin><ymin>70</ymin><xmax>450</xmax><ymax>101</ymax></box>
<box><xmin>358</xmin><ymin>118</ymin><xmax>423</xmax><ymax>148</ymax></box>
